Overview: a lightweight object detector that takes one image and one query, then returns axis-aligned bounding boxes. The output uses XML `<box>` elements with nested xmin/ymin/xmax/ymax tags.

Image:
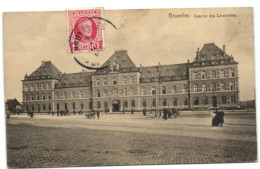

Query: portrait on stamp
<box><xmin>3</xmin><ymin>7</ymin><xmax>256</xmax><ymax>168</ymax></box>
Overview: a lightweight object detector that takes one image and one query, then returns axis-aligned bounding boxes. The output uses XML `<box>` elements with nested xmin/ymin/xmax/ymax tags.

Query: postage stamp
<box><xmin>67</xmin><ymin>8</ymin><xmax>104</xmax><ymax>53</ymax></box>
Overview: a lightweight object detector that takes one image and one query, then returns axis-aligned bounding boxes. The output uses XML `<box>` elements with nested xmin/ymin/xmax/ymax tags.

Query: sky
<box><xmin>3</xmin><ymin>7</ymin><xmax>254</xmax><ymax>102</ymax></box>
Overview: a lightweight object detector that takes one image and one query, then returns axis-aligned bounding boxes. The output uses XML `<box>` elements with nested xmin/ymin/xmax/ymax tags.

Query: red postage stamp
<box><xmin>67</xmin><ymin>8</ymin><xmax>104</xmax><ymax>53</ymax></box>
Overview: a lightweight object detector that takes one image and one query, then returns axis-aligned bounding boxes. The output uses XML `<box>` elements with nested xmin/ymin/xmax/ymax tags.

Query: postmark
<box><xmin>67</xmin><ymin>8</ymin><xmax>104</xmax><ymax>53</ymax></box>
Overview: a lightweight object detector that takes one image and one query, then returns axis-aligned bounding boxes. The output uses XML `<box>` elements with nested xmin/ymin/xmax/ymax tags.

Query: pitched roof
<box><xmin>29</xmin><ymin>61</ymin><xmax>62</xmax><ymax>79</ymax></box>
<box><xmin>96</xmin><ymin>50</ymin><xmax>138</xmax><ymax>74</ymax></box>
<box><xmin>140</xmin><ymin>63</ymin><xmax>188</xmax><ymax>82</ymax></box>
<box><xmin>194</xmin><ymin>43</ymin><xmax>233</xmax><ymax>62</ymax></box>
<box><xmin>57</xmin><ymin>71</ymin><xmax>93</xmax><ymax>88</ymax></box>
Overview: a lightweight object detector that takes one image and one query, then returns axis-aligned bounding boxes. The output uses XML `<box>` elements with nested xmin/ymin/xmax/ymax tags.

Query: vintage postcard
<box><xmin>3</xmin><ymin>7</ymin><xmax>256</xmax><ymax>168</ymax></box>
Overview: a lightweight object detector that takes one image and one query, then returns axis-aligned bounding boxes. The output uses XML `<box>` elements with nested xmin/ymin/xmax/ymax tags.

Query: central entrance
<box><xmin>112</xmin><ymin>100</ymin><xmax>120</xmax><ymax>112</ymax></box>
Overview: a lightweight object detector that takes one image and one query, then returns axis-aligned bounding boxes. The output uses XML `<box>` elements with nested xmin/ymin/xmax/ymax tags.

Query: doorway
<box><xmin>112</xmin><ymin>104</ymin><xmax>120</xmax><ymax>112</ymax></box>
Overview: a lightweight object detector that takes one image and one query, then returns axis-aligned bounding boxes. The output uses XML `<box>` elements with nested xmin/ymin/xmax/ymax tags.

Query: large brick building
<box><xmin>22</xmin><ymin>43</ymin><xmax>239</xmax><ymax>113</ymax></box>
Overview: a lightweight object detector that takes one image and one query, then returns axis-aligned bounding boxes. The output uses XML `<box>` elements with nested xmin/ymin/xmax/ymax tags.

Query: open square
<box><xmin>6</xmin><ymin>111</ymin><xmax>257</xmax><ymax>168</ymax></box>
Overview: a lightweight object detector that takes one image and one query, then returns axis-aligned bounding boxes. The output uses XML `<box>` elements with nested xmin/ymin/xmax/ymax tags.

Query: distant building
<box><xmin>22</xmin><ymin>43</ymin><xmax>239</xmax><ymax>113</ymax></box>
<box><xmin>6</xmin><ymin>98</ymin><xmax>22</xmax><ymax>113</ymax></box>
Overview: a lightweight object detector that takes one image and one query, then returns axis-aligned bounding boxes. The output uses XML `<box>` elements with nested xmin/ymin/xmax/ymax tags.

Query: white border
<box><xmin>1</xmin><ymin>1</ymin><xmax>259</xmax><ymax>169</ymax></box>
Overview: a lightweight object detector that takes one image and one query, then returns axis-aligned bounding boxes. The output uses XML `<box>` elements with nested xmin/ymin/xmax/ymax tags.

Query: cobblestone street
<box><xmin>6</xmin><ymin>111</ymin><xmax>257</xmax><ymax>168</ymax></box>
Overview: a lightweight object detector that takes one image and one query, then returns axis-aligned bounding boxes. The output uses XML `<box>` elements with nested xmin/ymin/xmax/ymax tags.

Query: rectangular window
<box><xmin>212</xmin><ymin>83</ymin><xmax>217</xmax><ymax>91</ymax></box>
<box><xmin>103</xmin><ymin>79</ymin><xmax>108</xmax><ymax>86</ymax></box>
<box><xmin>131</xmin><ymin>88</ymin><xmax>135</xmax><ymax>96</ymax></box>
<box><xmin>42</xmin><ymin>94</ymin><xmax>46</xmax><ymax>100</ymax></box>
<box><xmin>42</xmin><ymin>83</ymin><xmax>46</xmax><ymax>90</ymax></box>
<box><xmin>221</xmin><ymin>70</ymin><xmax>225</xmax><ymax>78</ymax></box>
<box><xmin>172</xmin><ymin>85</ymin><xmax>176</xmax><ymax>93</ymax></box>
<box><xmin>130</xmin><ymin>76</ymin><xmax>134</xmax><ymax>84</ymax></box>
<box><xmin>222</xmin><ymin>96</ymin><xmax>226</xmax><ymax>104</ymax></box>
<box><xmin>183</xmin><ymin>85</ymin><xmax>187</xmax><ymax>93</ymax></box>
<box><xmin>231</xmin><ymin>82</ymin><xmax>235</xmax><ymax>90</ymax></box>
<box><xmin>104</xmin><ymin>89</ymin><xmax>107</xmax><ymax>97</ymax></box>
<box><xmin>64</xmin><ymin>92</ymin><xmax>67</xmax><ymax>99</ymax></box>
<box><xmin>231</xmin><ymin>69</ymin><xmax>235</xmax><ymax>77</ymax></box>
<box><xmin>123</xmin><ymin>77</ymin><xmax>127</xmax><ymax>84</ymax></box>
<box><xmin>194</xmin><ymin>84</ymin><xmax>198</xmax><ymax>92</ymax></box>
<box><xmin>163</xmin><ymin>99</ymin><xmax>167</xmax><ymax>106</ymax></box>
<box><xmin>25</xmin><ymin>94</ymin><xmax>28</xmax><ymax>101</ymax></box>
<box><xmin>80</xmin><ymin>91</ymin><xmax>84</xmax><ymax>98</ymax></box>
<box><xmin>104</xmin><ymin>102</ymin><xmax>108</xmax><ymax>109</ymax></box>
<box><xmin>173</xmin><ymin>98</ymin><xmax>177</xmax><ymax>106</ymax></box>
<box><xmin>194</xmin><ymin>97</ymin><xmax>199</xmax><ymax>105</ymax></box>
<box><xmin>48</xmin><ymin>83</ymin><xmax>51</xmax><ymax>89</ymax></box>
<box><xmin>193</xmin><ymin>72</ymin><xmax>197</xmax><ymax>80</ymax></box>
<box><xmin>142</xmin><ymin>88</ymin><xmax>146</xmax><ymax>95</ymax></box>
<box><xmin>152</xmin><ymin>87</ymin><xmax>156</xmax><ymax>95</ymax></box>
<box><xmin>123</xmin><ymin>88</ymin><xmax>127</xmax><ymax>96</ymax></box>
<box><xmin>142</xmin><ymin>100</ymin><xmax>146</xmax><ymax>107</ymax></box>
<box><xmin>97</xmin><ymin>90</ymin><xmax>101</xmax><ymax>97</ymax></box>
<box><xmin>96</xmin><ymin>79</ymin><xmax>100</xmax><ymax>86</ymax></box>
<box><xmin>212</xmin><ymin>70</ymin><xmax>216</xmax><ymax>78</ymax></box>
<box><xmin>123</xmin><ymin>101</ymin><xmax>128</xmax><ymax>108</ymax></box>
<box><xmin>202</xmin><ymin>84</ymin><xmax>207</xmax><ymax>92</ymax></box>
<box><xmin>153</xmin><ymin>99</ymin><xmax>156</xmax><ymax>107</ymax></box>
<box><xmin>72</xmin><ymin>91</ymin><xmax>75</xmax><ymax>98</ymax></box>
<box><xmin>34</xmin><ymin>84</ymin><xmax>37</xmax><ymax>91</ymax></box>
<box><xmin>184</xmin><ymin>98</ymin><xmax>188</xmax><ymax>105</ymax></box>
<box><xmin>162</xmin><ymin>86</ymin><xmax>166</xmax><ymax>94</ymax></box>
<box><xmin>201</xmin><ymin>71</ymin><xmax>206</xmax><ymax>79</ymax></box>
<box><xmin>113</xmin><ymin>79</ymin><xmax>117</xmax><ymax>85</ymax></box>
<box><xmin>131</xmin><ymin>100</ymin><xmax>135</xmax><ymax>107</ymax></box>
<box><xmin>203</xmin><ymin>96</ymin><xmax>208</xmax><ymax>105</ymax></box>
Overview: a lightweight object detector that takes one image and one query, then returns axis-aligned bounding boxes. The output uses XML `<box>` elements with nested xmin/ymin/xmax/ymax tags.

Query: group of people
<box><xmin>27</xmin><ymin>111</ymin><xmax>34</xmax><ymax>118</ymax></box>
<box><xmin>163</xmin><ymin>108</ymin><xmax>180</xmax><ymax>120</ymax></box>
<box><xmin>211</xmin><ymin>108</ymin><xmax>225</xmax><ymax>127</ymax></box>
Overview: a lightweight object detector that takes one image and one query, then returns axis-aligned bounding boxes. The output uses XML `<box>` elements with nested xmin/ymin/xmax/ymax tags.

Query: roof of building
<box><xmin>194</xmin><ymin>43</ymin><xmax>233</xmax><ymax>62</ymax></box>
<box><xmin>56</xmin><ymin>71</ymin><xmax>93</xmax><ymax>88</ymax></box>
<box><xmin>95</xmin><ymin>50</ymin><xmax>138</xmax><ymax>74</ymax></box>
<box><xmin>29</xmin><ymin>61</ymin><xmax>62</xmax><ymax>79</ymax></box>
<box><xmin>140</xmin><ymin>63</ymin><xmax>188</xmax><ymax>82</ymax></box>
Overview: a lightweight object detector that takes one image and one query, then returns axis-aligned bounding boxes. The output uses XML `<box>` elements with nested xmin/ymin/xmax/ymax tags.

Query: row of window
<box><xmin>96</xmin><ymin>76</ymin><xmax>135</xmax><ymax>86</ymax></box>
<box><xmin>192</xmin><ymin>82</ymin><xmax>236</xmax><ymax>92</ymax></box>
<box><xmin>193</xmin><ymin>95</ymin><xmax>237</xmax><ymax>105</ymax></box>
<box><xmin>23</xmin><ymin>82</ymin><xmax>52</xmax><ymax>91</ymax></box>
<box><xmin>192</xmin><ymin>69</ymin><xmax>236</xmax><ymax>80</ymax></box>
<box><xmin>25</xmin><ymin>103</ymin><xmax>52</xmax><ymax>112</ymax></box>
<box><xmin>24</xmin><ymin>94</ymin><xmax>52</xmax><ymax>101</ymax></box>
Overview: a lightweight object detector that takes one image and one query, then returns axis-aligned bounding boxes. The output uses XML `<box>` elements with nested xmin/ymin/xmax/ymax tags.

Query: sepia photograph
<box><xmin>3</xmin><ymin>6</ymin><xmax>257</xmax><ymax>168</ymax></box>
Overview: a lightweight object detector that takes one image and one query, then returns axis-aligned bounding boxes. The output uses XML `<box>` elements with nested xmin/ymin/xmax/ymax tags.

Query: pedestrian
<box><xmin>211</xmin><ymin>109</ymin><xmax>219</xmax><ymax>126</ymax></box>
<box><xmin>168</xmin><ymin>108</ymin><xmax>172</xmax><ymax>118</ymax></box>
<box><xmin>163</xmin><ymin>108</ymin><xmax>168</xmax><ymax>120</ymax></box>
<box><xmin>30</xmin><ymin>111</ymin><xmax>34</xmax><ymax>119</ymax></box>
<box><xmin>131</xmin><ymin>108</ymin><xmax>134</xmax><ymax>114</ymax></box>
<box><xmin>176</xmin><ymin>108</ymin><xmax>180</xmax><ymax>117</ymax></box>
<box><xmin>97</xmin><ymin>109</ymin><xmax>100</xmax><ymax>120</ymax></box>
<box><xmin>57</xmin><ymin>110</ymin><xmax>59</xmax><ymax>116</ymax></box>
<box><xmin>218</xmin><ymin>108</ymin><xmax>225</xmax><ymax>127</ymax></box>
<box><xmin>143</xmin><ymin>108</ymin><xmax>146</xmax><ymax>116</ymax></box>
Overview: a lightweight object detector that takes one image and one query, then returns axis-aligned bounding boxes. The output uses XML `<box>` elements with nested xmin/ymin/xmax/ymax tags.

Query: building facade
<box><xmin>22</xmin><ymin>43</ymin><xmax>239</xmax><ymax>113</ymax></box>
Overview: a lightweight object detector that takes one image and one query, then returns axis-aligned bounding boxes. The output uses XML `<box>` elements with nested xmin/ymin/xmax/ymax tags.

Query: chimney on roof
<box><xmin>196</xmin><ymin>48</ymin><xmax>200</xmax><ymax>58</ymax></box>
<box><xmin>223</xmin><ymin>44</ymin><xmax>226</xmax><ymax>53</ymax></box>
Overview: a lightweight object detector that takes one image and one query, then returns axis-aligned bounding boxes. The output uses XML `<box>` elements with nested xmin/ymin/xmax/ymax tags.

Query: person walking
<box><xmin>131</xmin><ymin>108</ymin><xmax>134</xmax><ymax>115</ymax></box>
<box><xmin>97</xmin><ymin>109</ymin><xmax>100</xmax><ymax>120</ymax></box>
<box><xmin>143</xmin><ymin>108</ymin><xmax>146</xmax><ymax>116</ymax></box>
<box><xmin>218</xmin><ymin>108</ymin><xmax>225</xmax><ymax>127</ymax></box>
<box><xmin>163</xmin><ymin>108</ymin><xmax>167</xmax><ymax>120</ymax></box>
